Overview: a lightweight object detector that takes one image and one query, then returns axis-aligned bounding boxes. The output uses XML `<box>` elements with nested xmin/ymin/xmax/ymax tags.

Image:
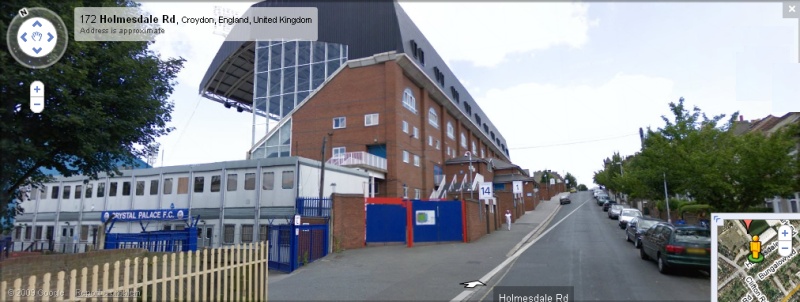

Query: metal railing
<box><xmin>326</xmin><ymin>151</ymin><xmax>387</xmax><ymax>171</ymax></box>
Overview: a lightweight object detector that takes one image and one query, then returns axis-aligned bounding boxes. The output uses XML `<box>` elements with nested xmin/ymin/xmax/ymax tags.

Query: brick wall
<box><xmin>464</xmin><ymin>199</ymin><xmax>487</xmax><ymax>242</ymax></box>
<box><xmin>331</xmin><ymin>194</ymin><xmax>366</xmax><ymax>251</ymax></box>
<box><xmin>0</xmin><ymin>248</ymin><xmax>148</xmax><ymax>283</ymax></box>
<box><xmin>495</xmin><ymin>191</ymin><xmax>517</xmax><ymax>223</ymax></box>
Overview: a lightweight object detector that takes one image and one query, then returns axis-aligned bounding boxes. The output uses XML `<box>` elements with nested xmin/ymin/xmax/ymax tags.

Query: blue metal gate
<box><xmin>412</xmin><ymin>200</ymin><xmax>463</xmax><ymax>243</ymax></box>
<box><xmin>105</xmin><ymin>228</ymin><xmax>197</xmax><ymax>252</ymax></box>
<box><xmin>268</xmin><ymin>223</ymin><xmax>329</xmax><ymax>273</ymax></box>
<box><xmin>366</xmin><ymin>204</ymin><xmax>406</xmax><ymax>243</ymax></box>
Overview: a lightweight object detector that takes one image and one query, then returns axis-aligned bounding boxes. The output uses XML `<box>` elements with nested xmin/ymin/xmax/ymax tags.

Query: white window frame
<box><xmin>402</xmin><ymin>120</ymin><xmax>409</xmax><ymax>133</ymax></box>
<box><xmin>446</xmin><ymin>146</ymin><xmax>450</xmax><ymax>156</ymax></box>
<box><xmin>447</xmin><ymin>122</ymin><xmax>455</xmax><ymax>140</ymax></box>
<box><xmin>461</xmin><ymin>133</ymin><xmax>467</xmax><ymax>148</ymax></box>
<box><xmin>428</xmin><ymin>107</ymin><xmax>439</xmax><ymax>128</ymax></box>
<box><xmin>480</xmin><ymin>148</ymin><xmax>485</xmax><ymax>158</ymax></box>
<box><xmin>414</xmin><ymin>189</ymin><xmax>421</xmax><ymax>199</ymax></box>
<box><xmin>402</xmin><ymin>89</ymin><xmax>416</xmax><ymax>113</ymax></box>
<box><xmin>365</xmin><ymin>113</ymin><xmax>379</xmax><ymax>126</ymax></box>
<box><xmin>428</xmin><ymin>136</ymin><xmax>434</xmax><ymax>146</ymax></box>
<box><xmin>333</xmin><ymin>117</ymin><xmax>346</xmax><ymax>129</ymax></box>
<box><xmin>413</xmin><ymin>127</ymin><xmax>419</xmax><ymax>139</ymax></box>
<box><xmin>472</xmin><ymin>141</ymin><xmax>478</xmax><ymax>154</ymax></box>
<box><xmin>436</xmin><ymin>140</ymin><xmax>441</xmax><ymax>150</ymax></box>
<box><xmin>414</xmin><ymin>155</ymin><xmax>420</xmax><ymax>167</ymax></box>
<box><xmin>332</xmin><ymin>147</ymin><xmax>346</xmax><ymax>158</ymax></box>
<box><xmin>403</xmin><ymin>150</ymin><xmax>410</xmax><ymax>163</ymax></box>
<box><xmin>403</xmin><ymin>186</ymin><xmax>409</xmax><ymax>198</ymax></box>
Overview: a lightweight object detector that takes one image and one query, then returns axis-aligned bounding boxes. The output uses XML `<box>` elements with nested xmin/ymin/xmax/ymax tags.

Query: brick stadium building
<box><xmin>200</xmin><ymin>0</ymin><xmax>564</xmax><ymax>206</ymax></box>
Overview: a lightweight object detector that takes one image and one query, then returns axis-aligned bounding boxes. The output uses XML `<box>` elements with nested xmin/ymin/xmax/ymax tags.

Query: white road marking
<box><xmin>450</xmin><ymin>197</ymin><xmax>591</xmax><ymax>302</ymax></box>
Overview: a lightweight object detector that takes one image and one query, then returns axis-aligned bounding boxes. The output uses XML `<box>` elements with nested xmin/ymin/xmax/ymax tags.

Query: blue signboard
<box><xmin>101</xmin><ymin>209</ymin><xmax>189</xmax><ymax>222</ymax></box>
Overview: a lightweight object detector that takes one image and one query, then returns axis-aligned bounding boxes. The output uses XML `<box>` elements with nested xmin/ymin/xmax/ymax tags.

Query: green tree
<box><xmin>564</xmin><ymin>172</ymin><xmax>577</xmax><ymax>189</ymax></box>
<box><xmin>0</xmin><ymin>0</ymin><xmax>185</xmax><ymax>227</ymax></box>
<box><xmin>577</xmin><ymin>184</ymin><xmax>588</xmax><ymax>191</ymax></box>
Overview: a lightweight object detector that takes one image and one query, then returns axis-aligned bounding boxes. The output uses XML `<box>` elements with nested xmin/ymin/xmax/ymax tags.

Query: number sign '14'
<box><xmin>479</xmin><ymin>182</ymin><xmax>493</xmax><ymax>199</ymax></box>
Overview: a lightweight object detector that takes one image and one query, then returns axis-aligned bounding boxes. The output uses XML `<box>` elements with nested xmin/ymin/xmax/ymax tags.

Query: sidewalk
<box><xmin>268</xmin><ymin>193</ymin><xmax>565</xmax><ymax>301</ymax></box>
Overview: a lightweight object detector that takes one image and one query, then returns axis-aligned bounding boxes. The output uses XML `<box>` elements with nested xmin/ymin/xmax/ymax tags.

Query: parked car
<box><xmin>618</xmin><ymin>209</ymin><xmax>642</xmax><ymax>229</ymax></box>
<box><xmin>626</xmin><ymin>217</ymin><xmax>662</xmax><ymax>248</ymax></box>
<box><xmin>640</xmin><ymin>224</ymin><xmax>711</xmax><ymax>274</ymax></box>
<box><xmin>570</xmin><ymin>188</ymin><xmax>577</xmax><ymax>193</ymax></box>
<box><xmin>602</xmin><ymin>200</ymin><xmax>617</xmax><ymax>212</ymax></box>
<box><xmin>560</xmin><ymin>195</ymin><xmax>571</xmax><ymax>205</ymax></box>
<box><xmin>608</xmin><ymin>204</ymin><xmax>625</xmax><ymax>219</ymax></box>
<box><xmin>596</xmin><ymin>195</ymin><xmax>610</xmax><ymax>206</ymax></box>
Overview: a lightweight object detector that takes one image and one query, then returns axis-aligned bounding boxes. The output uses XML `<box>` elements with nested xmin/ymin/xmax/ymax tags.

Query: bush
<box><xmin>745</xmin><ymin>206</ymin><xmax>773</xmax><ymax>213</ymax></box>
<box><xmin>656</xmin><ymin>198</ymin><xmax>691</xmax><ymax>211</ymax></box>
<box><xmin>679</xmin><ymin>204</ymin><xmax>714</xmax><ymax>216</ymax></box>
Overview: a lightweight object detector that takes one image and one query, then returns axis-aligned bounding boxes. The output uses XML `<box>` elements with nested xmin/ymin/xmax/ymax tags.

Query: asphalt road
<box><xmin>470</xmin><ymin>191</ymin><xmax>711</xmax><ymax>302</ymax></box>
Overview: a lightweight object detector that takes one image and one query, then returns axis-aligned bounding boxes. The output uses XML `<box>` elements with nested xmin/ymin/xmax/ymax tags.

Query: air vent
<box><xmin>410</xmin><ymin>40</ymin><xmax>418</xmax><ymax>58</ymax></box>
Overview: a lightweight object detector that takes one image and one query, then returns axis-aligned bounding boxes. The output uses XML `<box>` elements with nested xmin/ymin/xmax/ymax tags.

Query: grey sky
<box><xmin>142</xmin><ymin>2</ymin><xmax>799</xmax><ymax>187</ymax></box>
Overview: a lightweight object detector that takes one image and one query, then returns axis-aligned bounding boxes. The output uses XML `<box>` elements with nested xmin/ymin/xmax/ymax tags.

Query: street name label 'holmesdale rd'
<box><xmin>74</xmin><ymin>7</ymin><xmax>318</xmax><ymax>41</ymax></box>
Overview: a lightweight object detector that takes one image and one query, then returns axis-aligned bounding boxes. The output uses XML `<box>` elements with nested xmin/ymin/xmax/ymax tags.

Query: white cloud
<box><xmin>399</xmin><ymin>2</ymin><xmax>598</xmax><ymax>67</ymax></box>
<box><xmin>476</xmin><ymin>74</ymin><xmax>674</xmax><ymax>185</ymax></box>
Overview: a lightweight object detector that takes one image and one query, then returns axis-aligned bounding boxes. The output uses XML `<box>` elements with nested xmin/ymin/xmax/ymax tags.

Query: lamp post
<box><xmin>663</xmin><ymin>172</ymin><xmax>671</xmax><ymax>224</ymax></box>
<box><xmin>465</xmin><ymin>152</ymin><xmax>473</xmax><ymax>200</ymax></box>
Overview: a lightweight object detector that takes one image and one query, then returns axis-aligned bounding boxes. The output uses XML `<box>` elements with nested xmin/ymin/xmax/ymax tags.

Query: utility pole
<box><xmin>319</xmin><ymin>135</ymin><xmax>328</xmax><ymax>200</ymax></box>
<box><xmin>663</xmin><ymin>172</ymin><xmax>671</xmax><ymax>223</ymax></box>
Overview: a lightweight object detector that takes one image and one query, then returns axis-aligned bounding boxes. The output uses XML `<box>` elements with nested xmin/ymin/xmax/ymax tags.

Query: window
<box><xmin>403</xmin><ymin>151</ymin><xmax>410</xmax><ymax>163</ymax></box>
<box><xmin>415</xmin><ymin>189</ymin><xmax>421</xmax><ymax>199</ymax></box>
<box><xmin>446</xmin><ymin>146</ymin><xmax>451</xmax><ymax>156</ymax></box>
<box><xmin>227</xmin><ymin>174</ymin><xmax>237</xmax><ymax>191</ymax></box>
<box><xmin>463</xmin><ymin>101</ymin><xmax>472</xmax><ymax>115</ymax></box>
<box><xmin>163</xmin><ymin>225</ymin><xmax>172</xmax><ymax>231</ymax></box>
<box><xmin>282</xmin><ymin>171</ymin><xmax>295</xmax><ymax>189</ymax></box>
<box><xmin>428</xmin><ymin>136</ymin><xmax>433</xmax><ymax>146</ymax></box>
<box><xmin>98</xmin><ymin>183</ymin><xmax>105</xmax><ymax>197</ymax></box>
<box><xmin>428</xmin><ymin>108</ymin><xmax>439</xmax><ymax>128</ymax></box>
<box><xmin>333</xmin><ymin>117</ymin><xmax>346</xmax><ymax>129</ymax></box>
<box><xmin>262</xmin><ymin>172</ymin><xmax>274</xmax><ymax>190</ymax></box>
<box><xmin>474</xmin><ymin>114</ymin><xmax>482</xmax><ymax>127</ymax></box>
<box><xmin>413</xmin><ymin>127</ymin><xmax>419</xmax><ymax>139</ymax></box>
<box><xmin>365</xmin><ymin>113</ymin><xmax>379</xmax><ymax>126</ymax></box>
<box><xmin>450</xmin><ymin>86</ymin><xmax>460</xmax><ymax>103</ymax></box>
<box><xmin>481</xmin><ymin>148</ymin><xmax>485</xmax><ymax>158</ymax></box>
<box><xmin>35</xmin><ymin>226</ymin><xmax>43</xmax><ymax>240</ymax></box>
<box><xmin>80</xmin><ymin>225</ymin><xmax>89</xmax><ymax>241</ymax></box>
<box><xmin>332</xmin><ymin>147</ymin><xmax>346</xmax><ymax>158</ymax></box>
<box><xmin>403</xmin><ymin>186</ymin><xmax>408</xmax><ymax>198</ymax></box>
<box><xmin>483</xmin><ymin>123</ymin><xmax>489</xmax><ymax>133</ymax></box>
<box><xmin>447</xmin><ymin>122</ymin><xmax>455</xmax><ymax>139</ymax></box>
<box><xmin>122</xmin><ymin>182</ymin><xmax>131</xmax><ymax>196</ymax></box>
<box><xmin>210</xmin><ymin>175</ymin><xmax>221</xmax><ymax>192</ymax></box>
<box><xmin>419</xmin><ymin>49</ymin><xmax>425</xmax><ymax>65</ymax></box>
<box><xmin>25</xmin><ymin>227</ymin><xmax>31</xmax><ymax>240</ymax></box>
<box><xmin>472</xmin><ymin>141</ymin><xmax>478</xmax><ymax>155</ymax></box>
<box><xmin>177</xmin><ymin>177</ymin><xmax>188</xmax><ymax>194</ymax></box>
<box><xmin>245</xmin><ymin>173</ymin><xmax>256</xmax><ymax>190</ymax></box>
<box><xmin>402</xmin><ymin>120</ymin><xmax>409</xmax><ymax>133</ymax></box>
<box><xmin>224</xmin><ymin>225</ymin><xmax>235</xmax><ymax>244</ymax></box>
<box><xmin>436</xmin><ymin>140</ymin><xmax>441</xmax><ymax>150</ymax></box>
<box><xmin>241</xmin><ymin>224</ymin><xmax>254</xmax><ymax>243</ymax></box>
<box><xmin>461</xmin><ymin>133</ymin><xmax>467</xmax><ymax>148</ymax></box>
<box><xmin>85</xmin><ymin>184</ymin><xmax>93</xmax><ymax>198</ymax></box>
<box><xmin>194</xmin><ymin>177</ymin><xmax>204</xmax><ymax>193</ymax></box>
<box><xmin>433</xmin><ymin>67</ymin><xmax>445</xmax><ymax>86</ymax></box>
<box><xmin>136</xmin><ymin>181</ymin><xmax>145</xmax><ymax>196</ymax></box>
<box><xmin>410</xmin><ymin>40</ymin><xmax>418</xmax><ymax>58</ymax></box>
<box><xmin>14</xmin><ymin>226</ymin><xmax>21</xmax><ymax>240</ymax></box>
<box><xmin>414</xmin><ymin>155</ymin><xmax>420</xmax><ymax>167</ymax></box>
<box><xmin>260</xmin><ymin>225</ymin><xmax>269</xmax><ymax>242</ymax></box>
<box><xmin>150</xmin><ymin>180</ymin><xmax>159</xmax><ymax>195</ymax></box>
<box><xmin>75</xmin><ymin>185</ymin><xmax>82</xmax><ymax>199</ymax></box>
<box><xmin>63</xmin><ymin>186</ymin><xmax>71</xmax><ymax>199</ymax></box>
<box><xmin>163</xmin><ymin>178</ymin><xmax>173</xmax><ymax>195</ymax></box>
<box><xmin>402</xmin><ymin>89</ymin><xmax>416</xmax><ymax>112</ymax></box>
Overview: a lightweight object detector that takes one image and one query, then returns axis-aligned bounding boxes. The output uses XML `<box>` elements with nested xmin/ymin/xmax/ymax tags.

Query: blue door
<box><xmin>366</xmin><ymin>204</ymin><xmax>406</xmax><ymax>243</ymax></box>
<box><xmin>412</xmin><ymin>200</ymin><xmax>463</xmax><ymax>243</ymax></box>
<box><xmin>367</xmin><ymin>144</ymin><xmax>387</xmax><ymax>159</ymax></box>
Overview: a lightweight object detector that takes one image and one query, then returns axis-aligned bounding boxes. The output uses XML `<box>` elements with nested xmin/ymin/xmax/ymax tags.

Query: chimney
<box><xmin>739</xmin><ymin>115</ymin><xmax>743</xmax><ymax>121</ymax></box>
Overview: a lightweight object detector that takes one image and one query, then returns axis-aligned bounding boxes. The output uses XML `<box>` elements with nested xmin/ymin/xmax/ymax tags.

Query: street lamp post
<box><xmin>663</xmin><ymin>172</ymin><xmax>672</xmax><ymax>224</ymax></box>
<box><xmin>466</xmin><ymin>152</ymin><xmax>473</xmax><ymax>200</ymax></box>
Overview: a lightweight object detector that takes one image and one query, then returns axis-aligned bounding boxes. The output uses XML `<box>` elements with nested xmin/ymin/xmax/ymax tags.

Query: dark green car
<box><xmin>640</xmin><ymin>224</ymin><xmax>710</xmax><ymax>274</ymax></box>
<box><xmin>596</xmin><ymin>195</ymin><xmax>609</xmax><ymax>206</ymax></box>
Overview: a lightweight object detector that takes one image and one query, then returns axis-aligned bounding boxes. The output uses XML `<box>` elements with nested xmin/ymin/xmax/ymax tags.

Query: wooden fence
<box><xmin>1</xmin><ymin>241</ymin><xmax>269</xmax><ymax>302</ymax></box>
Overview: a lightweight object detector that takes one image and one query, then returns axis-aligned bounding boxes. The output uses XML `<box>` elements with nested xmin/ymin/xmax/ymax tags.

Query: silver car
<box><xmin>618</xmin><ymin>209</ymin><xmax>642</xmax><ymax>229</ymax></box>
<box><xmin>608</xmin><ymin>204</ymin><xmax>624</xmax><ymax>219</ymax></box>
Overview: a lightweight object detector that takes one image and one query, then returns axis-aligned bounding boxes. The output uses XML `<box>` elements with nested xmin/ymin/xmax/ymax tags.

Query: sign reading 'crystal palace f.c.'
<box><xmin>101</xmin><ymin>209</ymin><xmax>188</xmax><ymax>222</ymax></box>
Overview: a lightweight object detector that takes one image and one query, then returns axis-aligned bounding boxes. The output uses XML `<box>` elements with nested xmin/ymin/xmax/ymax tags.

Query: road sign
<box><xmin>550</xmin><ymin>178</ymin><xmax>556</xmax><ymax>185</ymax></box>
<box><xmin>294</xmin><ymin>214</ymin><xmax>301</xmax><ymax>226</ymax></box>
<box><xmin>479</xmin><ymin>182</ymin><xmax>493</xmax><ymax>199</ymax></box>
<box><xmin>512</xmin><ymin>181</ymin><xmax>523</xmax><ymax>194</ymax></box>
